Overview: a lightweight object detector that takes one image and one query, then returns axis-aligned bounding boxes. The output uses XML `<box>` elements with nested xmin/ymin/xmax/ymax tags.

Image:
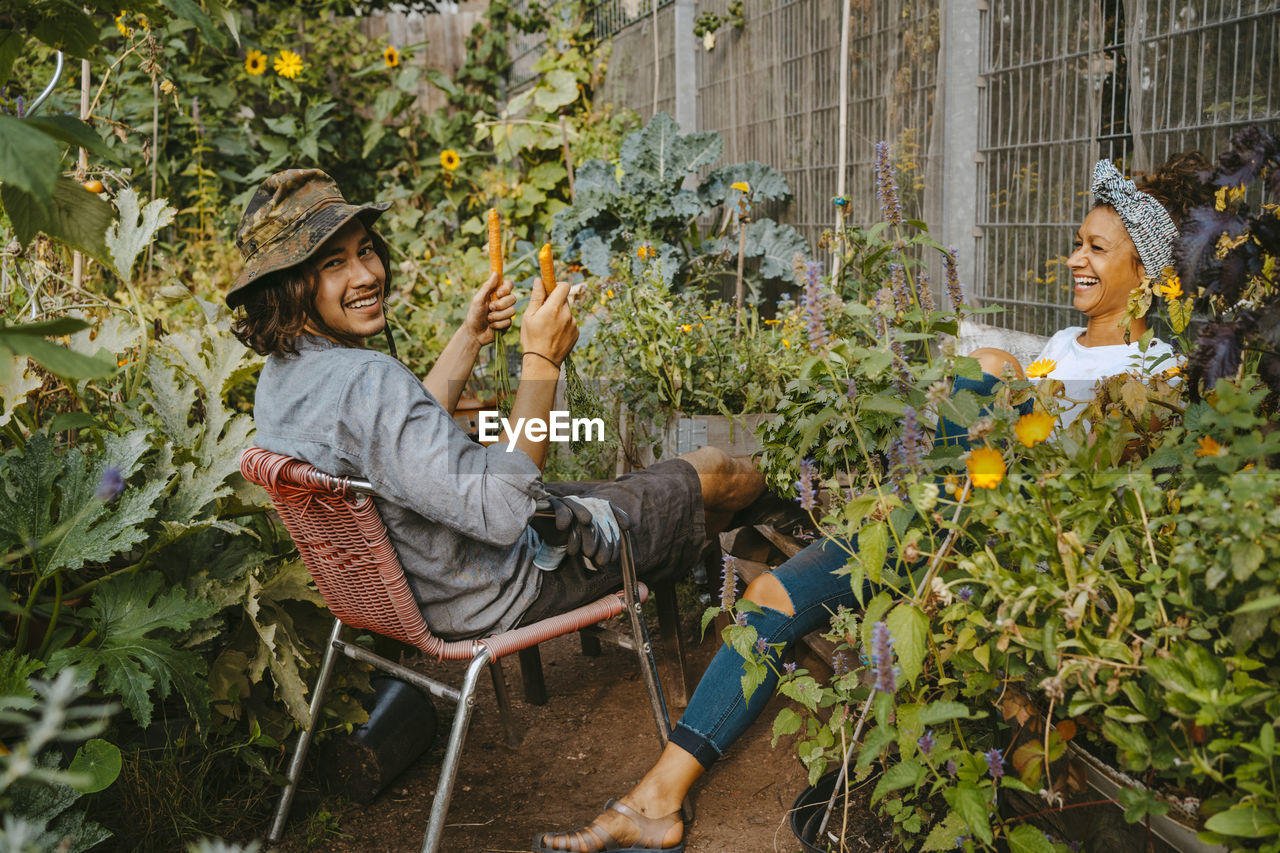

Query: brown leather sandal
<box><xmin>531</xmin><ymin>798</ymin><xmax>685</xmax><ymax>852</ymax></box>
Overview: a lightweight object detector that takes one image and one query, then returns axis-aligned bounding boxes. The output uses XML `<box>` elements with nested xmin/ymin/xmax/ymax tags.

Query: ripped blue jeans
<box><xmin>668</xmin><ymin>372</ymin><xmax>1014</xmax><ymax>768</ymax></box>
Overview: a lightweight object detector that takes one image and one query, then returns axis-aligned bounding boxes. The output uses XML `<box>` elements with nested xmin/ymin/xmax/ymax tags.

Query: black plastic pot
<box><xmin>789</xmin><ymin>770</ymin><xmax>843</xmax><ymax>853</ymax></box>
<box><xmin>320</xmin><ymin>675</ymin><xmax>437</xmax><ymax>804</ymax></box>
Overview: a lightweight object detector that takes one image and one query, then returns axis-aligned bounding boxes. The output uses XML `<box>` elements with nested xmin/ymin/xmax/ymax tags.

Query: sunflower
<box><xmin>1024</xmin><ymin>358</ymin><xmax>1057</xmax><ymax>379</ymax></box>
<box><xmin>244</xmin><ymin>49</ymin><xmax>268</xmax><ymax>76</ymax></box>
<box><xmin>115</xmin><ymin>11</ymin><xmax>133</xmax><ymax>38</ymax></box>
<box><xmin>1013</xmin><ymin>411</ymin><xmax>1055</xmax><ymax>448</ymax></box>
<box><xmin>440</xmin><ymin>149</ymin><xmax>461</xmax><ymax>171</ymax></box>
<box><xmin>273</xmin><ymin>50</ymin><xmax>304</xmax><ymax>80</ymax></box>
<box><xmin>966</xmin><ymin>446</ymin><xmax>1006</xmax><ymax>489</ymax></box>
<box><xmin>384</xmin><ymin>45</ymin><xmax>401</xmax><ymax>68</ymax></box>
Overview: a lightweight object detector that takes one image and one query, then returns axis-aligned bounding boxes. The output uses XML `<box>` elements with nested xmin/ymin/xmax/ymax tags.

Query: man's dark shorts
<box><xmin>516</xmin><ymin>458</ymin><xmax>706</xmax><ymax>625</ymax></box>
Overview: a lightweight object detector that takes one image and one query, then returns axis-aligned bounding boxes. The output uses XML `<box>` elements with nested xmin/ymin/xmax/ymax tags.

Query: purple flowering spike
<box><xmin>985</xmin><ymin>747</ymin><xmax>1005</xmax><ymax>779</ymax></box>
<box><xmin>890</xmin><ymin>263</ymin><xmax>910</xmax><ymax>312</ymax></box>
<box><xmin>845</xmin><ymin>377</ymin><xmax>857</xmax><ymax>400</ymax></box>
<box><xmin>754</xmin><ymin>636</ymin><xmax>770</xmax><ymax>656</ymax></box>
<box><xmin>917</xmin><ymin>269</ymin><xmax>935</xmax><ymax>311</ymax></box>
<box><xmin>96</xmin><ymin>467</ymin><xmax>125</xmax><ymax>502</ymax></box>
<box><xmin>870</xmin><ymin>621</ymin><xmax>899</xmax><ymax>693</ymax></box>
<box><xmin>803</xmin><ymin>261</ymin><xmax>827</xmax><ymax>351</ymax></box>
<box><xmin>734</xmin><ymin>611</ymin><xmax>748</xmax><ymax>627</ymax></box>
<box><xmin>958</xmin><ymin>586</ymin><xmax>974</xmax><ymax>603</ymax></box>
<box><xmin>783</xmin><ymin>661</ymin><xmax>796</xmax><ymax>674</ymax></box>
<box><xmin>944</xmin><ymin>248</ymin><xmax>964</xmax><ymax>311</ymax></box>
<box><xmin>720</xmin><ymin>554</ymin><xmax>738</xmax><ymax>611</ymax></box>
<box><xmin>795</xmin><ymin>458</ymin><xmax>817</xmax><ymax>511</ymax></box>
<box><xmin>900</xmin><ymin>407</ymin><xmax>922</xmax><ymax>471</ymax></box>
<box><xmin>831</xmin><ymin>652</ymin><xmax>848</xmax><ymax>676</ymax></box>
<box><xmin>946</xmin><ymin>759</ymin><xmax>957</xmax><ymax>777</ymax></box>
<box><xmin>917</xmin><ymin>729</ymin><xmax>936</xmax><ymax>756</ymax></box>
<box><xmin>874</xmin><ymin>141</ymin><xmax>904</xmax><ymax>226</ymax></box>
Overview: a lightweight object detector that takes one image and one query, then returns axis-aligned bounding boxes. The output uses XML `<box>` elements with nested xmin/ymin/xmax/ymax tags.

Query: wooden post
<box><xmin>72</xmin><ymin>59</ymin><xmax>90</xmax><ymax>292</ymax></box>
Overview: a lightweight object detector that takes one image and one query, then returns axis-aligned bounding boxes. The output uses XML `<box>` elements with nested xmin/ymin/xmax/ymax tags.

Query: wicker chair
<box><xmin>240</xmin><ymin>447</ymin><xmax>673</xmax><ymax>853</ymax></box>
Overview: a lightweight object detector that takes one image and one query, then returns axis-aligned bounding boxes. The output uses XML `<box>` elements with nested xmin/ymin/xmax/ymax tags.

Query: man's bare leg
<box><xmin>676</xmin><ymin>446</ymin><xmax>766</xmax><ymax>536</ymax></box>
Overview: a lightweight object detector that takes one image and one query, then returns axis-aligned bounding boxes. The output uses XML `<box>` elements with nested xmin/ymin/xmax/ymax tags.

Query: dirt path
<box><xmin>279</xmin><ymin>627</ymin><xmax>813</xmax><ymax>853</ymax></box>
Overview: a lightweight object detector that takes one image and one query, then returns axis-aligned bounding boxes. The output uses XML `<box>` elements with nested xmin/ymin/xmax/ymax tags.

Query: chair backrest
<box><xmin>240</xmin><ymin>447</ymin><xmax>442</xmax><ymax>654</ymax></box>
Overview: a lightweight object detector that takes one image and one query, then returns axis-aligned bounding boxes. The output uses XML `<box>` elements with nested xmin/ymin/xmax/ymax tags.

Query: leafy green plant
<box><xmin>552</xmin><ymin>111</ymin><xmax>808</xmax><ymax>295</ymax></box>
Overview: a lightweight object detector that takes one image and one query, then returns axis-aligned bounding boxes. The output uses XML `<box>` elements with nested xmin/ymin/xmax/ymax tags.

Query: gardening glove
<box><xmin>548</xmin><ymin>495</ymin><xmax>631</xmax><ymax>569</ymax></box>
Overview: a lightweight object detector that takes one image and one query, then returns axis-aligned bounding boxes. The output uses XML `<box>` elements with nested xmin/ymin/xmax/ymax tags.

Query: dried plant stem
<box><xmin>912</xmin><ymin>478</ymin><xmax>972</xmax><ymax>602</ymax></box>
<box><xmin>816</xmin><ymin>694</ymin><xmax>875</xmax><ymax>843</ymax></box>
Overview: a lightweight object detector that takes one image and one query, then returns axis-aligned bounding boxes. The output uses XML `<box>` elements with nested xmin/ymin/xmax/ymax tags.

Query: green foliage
<box><xmin>552</xmin><ymin>112</ymin><xmax>807</xmax><ymax>293</ymax></box>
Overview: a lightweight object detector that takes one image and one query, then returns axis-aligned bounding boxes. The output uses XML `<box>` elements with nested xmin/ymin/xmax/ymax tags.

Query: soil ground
<box><xmin>276</xmin><ymin>622</ymin><xmax>821</xmax><ymax>853</ymax></box>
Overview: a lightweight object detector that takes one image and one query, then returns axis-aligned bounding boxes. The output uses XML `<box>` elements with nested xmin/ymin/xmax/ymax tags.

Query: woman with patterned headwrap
<box><xmin>532</xmin><ymin>152</ymin><xmax>1212</xmax><ymax>853</ymax></box>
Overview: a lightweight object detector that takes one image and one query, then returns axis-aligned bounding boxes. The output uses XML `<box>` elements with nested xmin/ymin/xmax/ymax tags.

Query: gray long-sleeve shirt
<box><xmin>252</xmin><ymin>335</ymin><xmax>545</xmax><ymax>639</ymax></box>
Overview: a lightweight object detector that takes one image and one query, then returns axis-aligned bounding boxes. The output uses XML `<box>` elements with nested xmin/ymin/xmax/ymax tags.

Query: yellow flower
<box><xmin>1163</xmin><ymin>364</ymin><xmax>1182</xmax><ymax>379</ymax></box>
<box><xmin>1195</xmin><ymin>436</ymin><xmax>1226</xmax><ymax>458</ymax></box>
<box><xmin>244</xmin><ymin>49</ymin><xmax>268</xmax><ymax>76</ymax></box>
<box><xmin>636</xmin><ymin>245</ymin><xmax>657</xmax><ymax>259</ymax></box>
<box><xmin>440</xmin><ymin>149</ymin><xmax>461</xmax><ymax>171</ymax></box>
<box><xmin>966</xmin><ymin>446</ymin><xmax>1006</xmax><ymax>489</ymax></box>
<box><xmin>115</xmin><ymin>11</ymin><xmax>133</xmax><ymax>37</ymax></box>
<box><xmin>764</xmin><ymin>318</ymin><xmax>780</xmax><ymax>325</ymax></box>
<box><xmin>730</xmin><ymin>181</ymin><xmax>751</xmax><ymax>193</ymax></box>
<box><xmin>1013</xmin><ymin>411</ymin><xmax>1055</xmax><ymax>448</ymax></box>
<box><xmin>1158</xmin><ymin>275</ymin><xmax>1183</xmax><ymax>300</ymax></box>
<box><xmin>273</xmin><ymin>50</ymin><xmax>304</xmax><ymax>79</ymax></box>
<box><xmin>680</xmin><ymin>324</ymin><xmax>693</xmax><ymax>333</ymax></box>
<box><xmin>605</xmin><ymin>288</ymin><xmax>614</xmax><ymax>299</ymax></box>
<box><xmin>1025</xmin><ymin>358</ymin><xmax>1058</xmax><ymax>379</ymax></box>
<box><xmin>384</xmin><ymin>45</ymin><xmax>401</xmax><ymax>68</ymax></box>
<box><xmin>781</xmin><ymin>338</ymin><xmax>791</xmax><ymax>348</ymax></box>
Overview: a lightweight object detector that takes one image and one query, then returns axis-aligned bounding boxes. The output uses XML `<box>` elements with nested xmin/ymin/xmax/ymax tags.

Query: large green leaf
<box><xmin>699</xmin><ymin>160</ymin><xmax>793</xmax><ymax>206</ymax></box>
<box><xmin>41</xmin><ymin>430</ymin><xmax>167</xmax><ymax>576</ymax></box>
<box><xmin>25</xmin><ymin>116</ymin><xmax>113</xmax><ymax>160</ymax></box>
<box><xmin>0</xmin><ymin>30</ymin><xmax>23</xmax><ymax>87</ymax></box>
<box><xmin>0</xmin><ymin>650</ymin><xmax>44</xmax><ymax>705</ymax></box>
<box><xmin>1006</xmin><ymin>823</ymin><xmax>1056</xmax><ymax>853</ymax></box>
<box><xmin>106</xmin><ymin>187</ymin><xmax>176</xmax><ymax>283</ymax></box>
<box><xmin>0</xmin><ymin>321</ymin><xmax>116</xmax><ymax>380</ymax></box>
<box><xmin>159</xmin><ymin>0</ymin><xmax>225</xmax><ymax>46</ymax></box>
<box><xmin>68</xmin><ymin>738</ymin><xmax>122</xmax><ymax>794</ymax></box>
<box><xmin>0</xmin><ymin>432</ymin><xmax>61</xmax><ymax>559</ymax></box>
<box><xmin>0</xmin><ymin>114</ymin><xmax>60</xmax><ymax>204</ymax></box>
<box><xmin>886</xmin><ymin>603</ymin><xmax>929</xmax><ymax>686</ymax></box>
<box><xmin>533</xmin><ymin>69</ymin><xmax>580</xmax><ymax>111</ymax></box>
<box><xmin>619</xmin><ymin>112</ymin><xmax>723</xmax><ymax>188</ymax></box>
<box><xmin>47</xmin><ymin>572</ymin><xmax>216</xmax><ymax>728</ymax></box>
<box><xmin>1</xmin><ymin>177</ymin><xmax>115</xmax><ymax>265</ymax></box>
<box><xmin>1203</xmin><ymin>806</ymin><xmax>1280</xmax><ymax>838</ymax></box>
<box><xmin>741</xmin><ymin>218</ymin><xmax>811</xmax><ymax>280</ymax></box>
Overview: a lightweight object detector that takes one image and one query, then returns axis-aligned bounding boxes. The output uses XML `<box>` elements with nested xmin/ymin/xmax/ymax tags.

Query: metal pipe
<box><xmin>26</xmin><ymin>51</ymin><xmax>63</xmax><ymax>116</ymax></box>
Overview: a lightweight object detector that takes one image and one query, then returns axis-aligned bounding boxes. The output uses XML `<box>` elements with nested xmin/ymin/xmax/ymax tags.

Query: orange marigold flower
<box><xmin>966</xmin><ymin>446</ymin><xmax>1006</xmax><ymax>489</ymax></box>
<box><xmin>1195</xmin><ymin>436</ymin><xmax>1226</xmax><ymax>458</ymax></box>
<box><xmin>1025</xmin><ymin>358</ymin><xmax>1057</xmax><ymax>379</ymax></box>
<box><xmin>1014</xmin><ymin>411</ymin><xmax>1055</xmax><ymax>447</ymax></box>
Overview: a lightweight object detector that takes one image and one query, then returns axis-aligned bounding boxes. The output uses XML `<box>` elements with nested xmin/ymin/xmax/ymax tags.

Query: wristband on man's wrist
<box><xmin>523</xmin><ymin>351</ymin><xmax>561</xmax><ymax>370</ymax></box>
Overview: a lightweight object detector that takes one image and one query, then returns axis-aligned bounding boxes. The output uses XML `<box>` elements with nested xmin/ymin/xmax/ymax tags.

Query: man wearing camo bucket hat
<box><xmin>229</xmin><ymin>169</ymin><xmax>765</xmax><ymax>641</ymax></box>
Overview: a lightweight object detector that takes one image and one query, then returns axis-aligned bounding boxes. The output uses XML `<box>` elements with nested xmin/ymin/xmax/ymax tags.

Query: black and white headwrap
<box><xmin>1090</xmin><ymin>159</ymin><xmax>1178</xmax><ymax>276</ymax></box>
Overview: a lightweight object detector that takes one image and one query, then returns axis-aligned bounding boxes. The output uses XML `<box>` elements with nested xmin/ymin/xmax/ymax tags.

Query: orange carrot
<box><xmin>487</xmin><ymin>208</ymin><xmax>503</xmax><ymax>282</ymax></box>
<box><xmin>538</xmin><ymin>243</ymin><xmax>555</xmax><ymax>295</ymax></box>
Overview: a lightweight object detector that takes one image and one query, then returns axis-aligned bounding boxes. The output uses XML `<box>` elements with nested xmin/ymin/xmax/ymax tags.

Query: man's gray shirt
<box><xmin>253</xmin><ymin>335</ymin><xmax>544</xmax><ymax>639</ymax></box>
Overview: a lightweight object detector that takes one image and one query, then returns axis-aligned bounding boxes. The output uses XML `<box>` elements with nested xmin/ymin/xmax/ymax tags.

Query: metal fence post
<box><xmin>940</xmin><ymin>0</ymin><xmax>982</xmax><ymax>302</ymax></box>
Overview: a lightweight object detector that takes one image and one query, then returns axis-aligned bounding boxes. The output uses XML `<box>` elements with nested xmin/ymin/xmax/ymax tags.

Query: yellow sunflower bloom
<box><xmin>966</xmin><ymin>446</ymin><xmax>1006</xmax><ymax>489</ymax></box>
<box><xmin>1013</xmin><ymin>411</ymin><xmax>1055</xmax><ymax>448</ymax></box>
<box><xmin>273</xmin><ymin>50</ymin><xmax>304</xmax><ymax>79</ymax></box>
<box><xmin>1025</xmin><ymin>358</ymin><xmax>1058</xmax><ymax>379</ymax></box>
<box><xmin>1195</xmin><ymin>436</ymin><xmax>1226</xmax><ymax>458</ymax></box>
<box><xmin>384</xmin><ymin>45</ymin><xmax>401</xmax><ymax>68</ymax></box>
<box><xmin>244</xmin><ymin>50</ymin><xmax>268</xmax><ymax>76</ymax></box>
<box><xmin>440</xmin><ymin>149</ymin><xmax>461</xmax><ymax>171</ymax></box>
<box><xmin>115</xmin><ymin>11</ymin><xmax>133</xmax><ymax>38</ymax></box>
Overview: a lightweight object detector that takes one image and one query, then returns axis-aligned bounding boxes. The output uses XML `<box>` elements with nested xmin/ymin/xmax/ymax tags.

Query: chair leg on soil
<box><xmin>420</xmin><ymin>650</ymin><xmax>491</xmax><ymax>853</ymax></box>
<box><xmin>517</xmin><ymin>646</ymin><xmax>548</xmax><ymax>706</ymax></box>
<box><xmin>489</xmin><ymin>658</ymin><xmax>522</xmax><ymax>748</ymax></box>
<box><xmin>268</xmin><ymin>618</ymin><xmax>344</xmax><ymax>843</ymax></box>
<box><xmin>654</xmin><ymin>580</ymin><xmax>691</xmax><ymax>707</ymax></box>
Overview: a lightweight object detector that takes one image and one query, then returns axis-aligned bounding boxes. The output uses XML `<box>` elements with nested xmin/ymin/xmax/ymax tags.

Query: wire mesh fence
<box><xmin>560</xmin><ymin>0</ymin><xmax>1279</xmax><ymax>333</ymax></box>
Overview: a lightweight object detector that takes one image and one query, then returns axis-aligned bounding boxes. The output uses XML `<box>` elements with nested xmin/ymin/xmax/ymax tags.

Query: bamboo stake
<box><xmin>831</xmin><ymin>0</ymin><xmax>852</xmax><ymax>283</ymax></box>
<box><xmin>651</xmin><ymin>0</ymin><xmax>660</xmax><ymax>116</ymax></box>
<box><xmin>559</xmin><ymin>115</ymin><xmax>575</xmax><ymax>201</ymax></box>
<box><xmin>72</xmin><ymin>59</ymin><xmax>90</xmax><ymax>295</ymax></box>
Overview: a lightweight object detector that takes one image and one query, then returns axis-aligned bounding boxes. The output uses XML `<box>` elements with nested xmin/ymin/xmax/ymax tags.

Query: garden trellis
<box><xmin>563</xmin><ymin>0</ymin><xmax>1279</xmax><ymax>335</ymax></box>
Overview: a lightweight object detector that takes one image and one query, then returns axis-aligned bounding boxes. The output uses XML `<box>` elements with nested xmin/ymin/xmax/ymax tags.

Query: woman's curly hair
<box><xmin>232</xmin><ymin>227</ymin><xmax>393</xmax><ymax>357</ymax></box>
<box><xmin>1134</xmin><ymin>150</ymin><xmax>1215</xmax><ymax>226</ymax></box>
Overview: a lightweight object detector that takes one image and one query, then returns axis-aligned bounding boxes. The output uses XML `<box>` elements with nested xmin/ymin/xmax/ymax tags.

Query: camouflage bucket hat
<box><xmin>226</xmin><ymin>168</ymin><xmax>391</xmax><ymax>308</ymax></box>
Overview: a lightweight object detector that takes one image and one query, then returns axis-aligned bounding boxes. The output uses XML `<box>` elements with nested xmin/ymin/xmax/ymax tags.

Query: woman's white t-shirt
<box><xmin>1033</xmin><ymin>326</ymin><xmax>1176</xmax><ymax>426</ymax></box>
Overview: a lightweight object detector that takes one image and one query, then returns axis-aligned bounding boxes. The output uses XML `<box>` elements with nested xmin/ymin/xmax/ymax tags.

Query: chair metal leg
<box><xmin>268</xmin><ymin>618</ymin><xmax>344</xmax><ymax>843</ymax></box>
<box><xmin>619</xmin><ymin>539</ymin><xmax>672</xmax><ymax>744</ymax></box>
<box><xmin>517</xmin><ymin>645</ymin><xmax>548</xmax><ymax>706</ymax></box>
<box><xmin>489</xmin><ymin>658</ymin><xmax>522</xmax><ymax>748</ymax></box>
<box><xmin>579</xmin><ymin>629</ymin><xmax>602</xmax><ymax>656</ymax></box>
<box><xmin>420</xmin><ymin>648</ymin><xmax>492</xmax><ymax>853</ymax></box>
